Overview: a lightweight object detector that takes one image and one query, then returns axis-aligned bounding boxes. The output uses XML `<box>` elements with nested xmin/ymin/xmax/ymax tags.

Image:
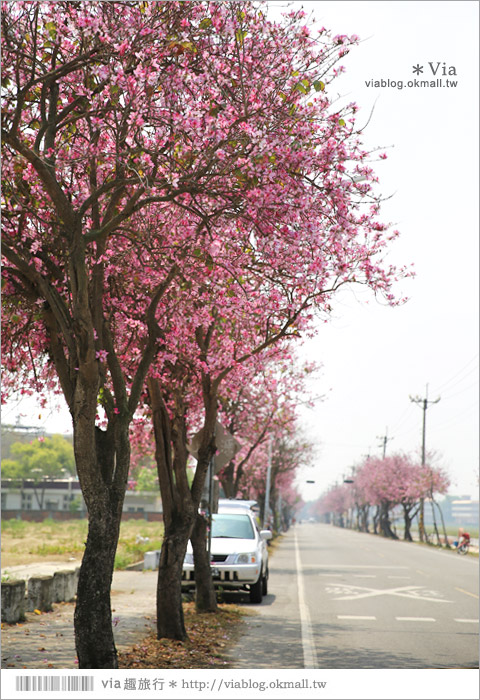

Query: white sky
<box><xmin>287</xmin><ymin>0</ymin><xmax>479</xmax><ymax>501</ymax></box>
<box><xmin>2</xmin><ymin>1</ymin><xmax>478</xmax><ymax>503</ymax></box>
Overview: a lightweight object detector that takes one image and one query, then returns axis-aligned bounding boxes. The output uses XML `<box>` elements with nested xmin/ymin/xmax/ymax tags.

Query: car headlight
<box><xmin>184</xmin><ymin>553</ymin><xmax>194</xmax><ymax>565</ymax></box>
<box><xmin>235</xmin><ymin>553</ymin><xmax>257</xmax><ymax>564</ymax></box>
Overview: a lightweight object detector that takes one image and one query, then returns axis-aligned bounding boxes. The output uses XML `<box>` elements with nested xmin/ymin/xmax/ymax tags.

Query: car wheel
<box><xmin>262</xmin><ymin>568</ymin><xmax>268</xmax><ymax>596</ymax></box>
<box><xmin>249</xmin><ymin>575</ymin><xmax>263</xmax><ymax>603</ymax></box>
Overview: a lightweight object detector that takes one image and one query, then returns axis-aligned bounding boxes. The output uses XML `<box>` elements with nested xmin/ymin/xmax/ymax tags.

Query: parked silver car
<box><xmin>182</xmin><ymin>500</ymin><xmax>272</xmax><ymax>603</ymax></box>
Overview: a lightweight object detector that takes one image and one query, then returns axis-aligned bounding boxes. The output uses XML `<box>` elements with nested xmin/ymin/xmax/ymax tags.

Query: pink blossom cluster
<box><xmin>2</xmin><ymin>1</ymin><xmax>412</xmax><ymax>502</ymax></box>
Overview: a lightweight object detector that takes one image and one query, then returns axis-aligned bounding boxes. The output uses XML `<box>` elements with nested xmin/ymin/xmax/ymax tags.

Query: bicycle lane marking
<box><xmin>455</xmin><ymin>587</ymin><xmax>479</xmax><ymax>599</ymax></box>
<box><xmin>294</xmin><ymin>530</ymin><xmax>318</xmax><ymax>669</ymax></box>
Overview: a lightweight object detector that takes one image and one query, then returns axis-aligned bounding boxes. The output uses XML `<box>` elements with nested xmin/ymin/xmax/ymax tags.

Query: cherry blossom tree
<box><xmin>316</xmin><ymin>483</ymin><xmax>352</xmax><ymax>527</ymax></box>
<box><xmin>318</xmin><ymin>454</ymin><xmax>450</xmax><ymax>541</ymax></box>
<box><xmin>216</xmin><ymin>354</ymin><xmax>317</xmax><ymax>499</ymax></box>
<box><xmin>2</xmin><ymin>0</ymin><xmax>410</xmax><ymax>661</ymax></box>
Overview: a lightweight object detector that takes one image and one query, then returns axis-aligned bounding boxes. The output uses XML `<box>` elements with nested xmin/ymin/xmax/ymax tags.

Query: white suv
<box><xmin>182</xmin><ymin>500</ymin><xmax>272</xmax><ymax>603</ymax></box>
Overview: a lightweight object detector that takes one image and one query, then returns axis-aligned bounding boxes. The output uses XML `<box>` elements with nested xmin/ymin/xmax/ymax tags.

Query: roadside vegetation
<box><xmin>1</xmin><ymin>519</ymin><xmax>163</xmax><ymax>570</ymax></box>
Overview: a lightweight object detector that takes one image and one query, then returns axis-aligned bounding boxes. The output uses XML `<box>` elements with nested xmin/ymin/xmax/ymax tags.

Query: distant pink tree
<box><xmin>316</xmin><ymin>483</ymin><xmax>352</xmax><ymax>527</ymax></box>
<box><xmin>216</xmin><ymin>354</ymin><xmax>318</xmax><ymax>501</ymax></box>
<box><xmin>350</xmin><ymin>454</ymin><xmax>450</xmax><ymax>539</ymax></box>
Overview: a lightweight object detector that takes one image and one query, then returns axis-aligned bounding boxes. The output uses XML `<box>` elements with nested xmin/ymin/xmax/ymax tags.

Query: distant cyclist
<box><xmin>456</xmin><ymin>529</ymin><xmax>470</xmax><ymax>553</ymax></box>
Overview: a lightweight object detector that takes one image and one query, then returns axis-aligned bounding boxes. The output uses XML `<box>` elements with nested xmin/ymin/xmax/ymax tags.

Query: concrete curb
<box><xmin>1</xmin><ymin>565</ymin><xmax>80</xmax><ymax>623</ymax></box>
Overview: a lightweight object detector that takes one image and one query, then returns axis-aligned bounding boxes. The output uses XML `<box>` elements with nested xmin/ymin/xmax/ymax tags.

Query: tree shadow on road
<box><xmin>224</xmin><ymin>611</ymin><xmax>460</xmax><ymax>669</ymax></box>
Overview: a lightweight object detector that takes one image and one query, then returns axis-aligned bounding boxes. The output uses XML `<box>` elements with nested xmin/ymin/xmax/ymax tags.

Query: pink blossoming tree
<box><xmin>2</xmin><ymin>0</ymin><xmax>409</xmax><ymax>664</ymax></box>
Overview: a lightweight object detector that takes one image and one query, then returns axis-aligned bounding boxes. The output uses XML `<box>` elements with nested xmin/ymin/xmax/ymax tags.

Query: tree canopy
<box><xmin>1</xmin><ymin>433</ymin><xmax>75</xmax><ymax>481</ymax></box>
<box><xmin>1</xmin><ymin>0</ymin><xmax>411</xmax><ymax>665</ymax></box>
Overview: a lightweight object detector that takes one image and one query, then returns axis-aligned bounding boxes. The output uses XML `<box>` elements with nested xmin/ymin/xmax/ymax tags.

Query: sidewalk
<box><xmin>1</xmin><ymin>565</ymin><xmax>157</xmax><ymax>669</ymax></box>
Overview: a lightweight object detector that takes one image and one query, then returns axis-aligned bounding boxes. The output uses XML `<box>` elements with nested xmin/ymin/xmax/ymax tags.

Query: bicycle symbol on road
<box><xmin>325</xmin><ymin>584</ymin><xmax>452</xmax><ymax>603</ymax></box>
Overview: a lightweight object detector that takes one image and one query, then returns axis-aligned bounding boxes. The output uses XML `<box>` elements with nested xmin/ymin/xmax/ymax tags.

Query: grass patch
<box><xmin>1</xmin><ymin>519</ymin><xmax>30</xmax><ymax>538</ymax></box>
<box><xmin>1</xmin><ymin>518</ymin><xmax>164</xmax><ymax>569</ymax></box>
<box><xmin>35</xmin><ymin>543</ymin><xmax>82</xmax><ymax>557</ymax></box>
<box><xmin>118</xmin><ymin>603</ymin><xmax>247</xmax><ymax>669</ymax></box>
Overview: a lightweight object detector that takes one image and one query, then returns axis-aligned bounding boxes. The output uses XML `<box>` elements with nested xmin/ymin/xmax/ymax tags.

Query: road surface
<box><xmin>227</xmin><ymin>522</ymin><xmax>479</xmax><ymax>669</ymax></box>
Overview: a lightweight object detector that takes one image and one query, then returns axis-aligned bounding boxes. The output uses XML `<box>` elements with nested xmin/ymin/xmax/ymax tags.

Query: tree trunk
<box><xmin>74</xmin><ymin>499</ymin><xmax>121</xmax><ymax>668</ymax></box>
<box><xmin>433</xmin><ymin>497</ymin><xmax>451</xmax><ymax>549</ymax></box>
<box><xmin>67</xmin><ymin>291</ymin><xmax>134</xmax><ymax>667</ymax></box>
<box><xmin>360</xmin><ymin>505</ymin><xmax>370</xmax><ymax>533</ymax></box>
<box><xmin>156</xmin><ymin>512</ymin><xmax>195</xmax><ymax>640</ymax></box>
<box><xmin>148</xmin><ymin>377</ymin><xmax>216</xmax><ymax>639</ymax></box>
<box><xmin>429</xmin><ymin>493</ymin><xmax>441</xmax><ymax>545</ymax></box>
<box><xmin>402</xmin><ymin>504</ymin><xmax>413</xmax><ymax>541</ymax></box>
<box><xmin>73</xmin><ymin>420</ymin><xmax>130</xmax><ymax>668</ymax></box>
<box><xmin>418</xmin><ymin>497</ymin><xmax>426</xmax><ymax>542</ymax></box>
<box><xmin>221</xmin><ymin>461</ymin><xmax>235</xmax><ymax>499</ymax></box>
<box><xmin>378</xmin><ymin>501</ymin><xmax>397</xmax><ymax>539</ymax></box>
<box><xmin>148</xmin><ymin>374</ymin><xmax>219</xmax><ymax>638</ymax></box>
<box><xmin>191</xmin><ymin>512</ymin><xmax>217</xmax><ymax>612</ymax></box>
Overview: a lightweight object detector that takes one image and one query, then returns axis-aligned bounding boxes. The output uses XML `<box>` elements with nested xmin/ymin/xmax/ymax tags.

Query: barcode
<box><xmin>15</xmin><ymin>676</ymin><xmax>94</xmax><ymax>692</ymax></box>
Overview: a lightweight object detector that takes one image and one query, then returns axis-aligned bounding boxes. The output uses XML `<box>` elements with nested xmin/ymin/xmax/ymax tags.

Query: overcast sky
<box><xmin>2</xmin><ymin>1</ymin><xmax>478</xmax><ymax>504</ymax></box>
<box><xmin>285</xmin><ymin>0</ymin><xmax>479</xmax><ymax>502</ymax></box>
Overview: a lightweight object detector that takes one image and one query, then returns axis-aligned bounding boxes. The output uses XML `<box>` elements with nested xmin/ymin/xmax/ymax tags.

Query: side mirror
<box><xmin>260</xmin><ymin>529</ymin><xmax>272</xmax><ymax>541</ymax></box>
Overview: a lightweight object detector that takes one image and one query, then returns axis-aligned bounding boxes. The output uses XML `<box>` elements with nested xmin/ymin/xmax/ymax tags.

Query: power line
<box><xmin>389</xmin><ymin>403</ymin><xmax>416</xmax><ymax>433</ymax></box>
<box><xmin>431</xmin><ymin>354</ymin><xmax>479</xmax><ymax>394</ymax></box>
<box><xmin>442</xmin><ymin>379</ymin><xmax>479</xmax><ymax>401</ymax></box>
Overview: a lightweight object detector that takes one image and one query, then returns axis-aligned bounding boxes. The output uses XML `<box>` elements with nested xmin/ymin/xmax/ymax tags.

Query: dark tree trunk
<box><xmin>359</xmin><ymin>505</ymin><xmax>370</xmax><ymax>533</ymax></box>
<box><xmin>221</xmin><ymin>461</ymin><xmax>236</xmax><ymax>499</ymax></box>
<box><xmin>156</xmin><ymin>512</ymin><xmax>195</xmax><ymax>640</ymax></box>
<box><xmin>74</xmin><ymin>500</ymin><xmax>121</xmax><ymax>668</ymax></box>
<box><xmin>191</xmin><ymin>512</ymin><xmax>217</xmax><ymax>612</ymax></box>
<box><xmin>402</xmin><ymin>504</ymin><xmax>413</xmax><ymax>541</ymax></box>
<box><xmin>73</xmin><ymin>415</ymin><xmax>131</xmax><ymax>668</ymax></box>
<box><xmin>378</xmin><ymin>501</ymin><xmax>397</xmax><ymax>539</ymax></box>
<box><xmin>148</xmin><ymin>377</ymin><xmax>216</xmax><ymax>640</ymax></box>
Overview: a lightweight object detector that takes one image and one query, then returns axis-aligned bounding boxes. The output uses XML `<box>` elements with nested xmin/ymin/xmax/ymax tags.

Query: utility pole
<box><xmin>377</xmin><ymin>427</ymin><xmax>394</xmax><ymax>458</ymax></box>
<box><xmin>409</xmin><ymin>384</ymin><xmax>441</xmax><ymax>542</ymax></box>
<box><xmin>263</xmin><ymin>437</ymin><xmax>273</xmax><ymax>529</ymax></box>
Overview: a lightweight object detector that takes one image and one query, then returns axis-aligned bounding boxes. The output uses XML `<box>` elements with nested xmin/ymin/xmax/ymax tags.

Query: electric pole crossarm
<box><xmin>376</xmin><ymin>427</ymin><xmax>394</xmax><ymax>459</ymax></box>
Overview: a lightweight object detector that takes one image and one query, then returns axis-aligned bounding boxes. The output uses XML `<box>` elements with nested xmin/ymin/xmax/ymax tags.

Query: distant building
<box><xmin>1</xmin><ymin>479</ymin><xmax>163</xmax><ymax>521</ymax></box>
<box><xmin>448</xmin><ymin>496</ymin><xmax>479</xmax><ymax>526</ymax></box>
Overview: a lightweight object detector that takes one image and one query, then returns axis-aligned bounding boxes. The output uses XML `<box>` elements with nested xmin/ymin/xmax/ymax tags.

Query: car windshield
<box><xmin>211</xmin><ymin>514</ymin><xmax>255</xmax><ymax>539</ymax></box>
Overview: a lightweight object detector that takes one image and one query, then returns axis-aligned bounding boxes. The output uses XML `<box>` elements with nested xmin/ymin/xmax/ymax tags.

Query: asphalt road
<box><xmin>227</xmin><ymin>522</ymin><xmax>479</xmax><ymax>669</ymax></box>
<box><xmin>3</xmin><ymin>525</ymin><xmax>477</xmax><ymax>672</ymax></box>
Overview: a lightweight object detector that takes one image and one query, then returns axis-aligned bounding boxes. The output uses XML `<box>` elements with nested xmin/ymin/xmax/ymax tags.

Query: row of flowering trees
<box><xmin>315</xmin><ymin>454</ymin><xmax>450</xmax><ymax>543</ymax></box>
<box><xmin>128</xmin><ymin>351</ymin><xmax>312</xmax><ymax>531</ymax></box>
<box><xmin>2</xmin><ymin>1</ymin><xmax>410</xmax><ymax>667</ymax></box>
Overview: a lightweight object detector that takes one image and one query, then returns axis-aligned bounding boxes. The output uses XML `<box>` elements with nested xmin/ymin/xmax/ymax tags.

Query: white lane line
<box><xmin>388</xmin><ymin>576</ymin><xmax>411</xmax><ymax>580</ymax></box>
<box><xmin>396</xmin><ymin>617</ymin><xmax>436</xmax><ymax>622</ymax></box>
<box><xmin>454</xmin><ymin>619</ymin><xmax>479</xmax><ymax>624</ymax></box>
<box><xmin>353</xmin><ymin>574</ymin><xmax>376</xmax><ymax>578</ymax></box>
<box><xmin>294</xmin><ymin>531</ymin><xmax>318</xmax><ymax>668</ymax></box>
<box><xmin>305</xmin><ymin>565</ymin><xmax>408</xmax><ymax>569</ymax></box>
<box><xmin>338</xmin><ymin>615</ymin><xmax>376</xmax><ymax>620</ymax></box>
